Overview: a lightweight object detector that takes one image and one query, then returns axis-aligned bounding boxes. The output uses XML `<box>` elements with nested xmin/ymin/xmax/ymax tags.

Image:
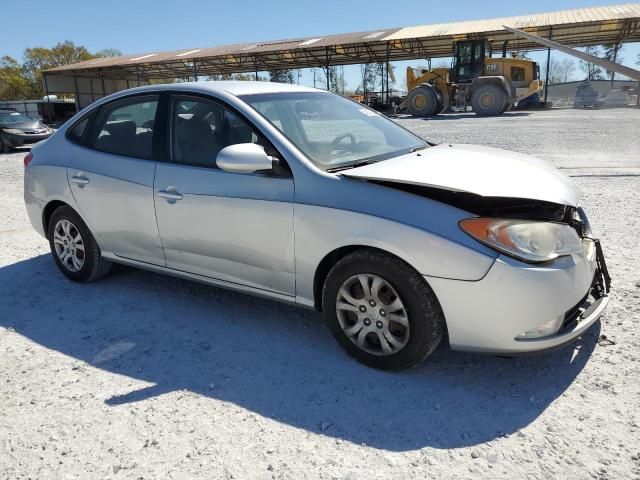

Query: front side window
<box><xmin>170</xmin><ymin>96</ymin><xmax>264</xmax><ymax>168</ymax></box>
<box><xmin>89</xmin><ymin>96</ymin><xmax>158</xmax><ymax>159</ymax></box>
<box><xmin>241</xmin><ymin>92</ymin><xmax>427</xmax><ymax>170</ymax></box>
<box><xmin>458</xmin><ymin>44</ymin><xmax>472</xmax><ymax>64</ymax></box>
<box><xmin>473</xmin><ymin>43</ymin><xmax>483</xmax><ymax>62</ymax></box>
<box><xmin>511</xmin><ymin>67</ymin><xmax>525</xmax><ymax>82</ymax></box>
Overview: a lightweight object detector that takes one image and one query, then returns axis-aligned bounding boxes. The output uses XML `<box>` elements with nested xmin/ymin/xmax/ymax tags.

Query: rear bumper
<box><xmin>428</xmin><ymin>242</ymin><xmax>610</xmax><ymax>354</ymax></box>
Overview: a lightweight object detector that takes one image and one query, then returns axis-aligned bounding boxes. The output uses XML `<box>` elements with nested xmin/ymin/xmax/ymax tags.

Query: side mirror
<box><xmin>216</xmin><ymin>143</ymin><xmax>274</xmax><ymax>174</ymax></box>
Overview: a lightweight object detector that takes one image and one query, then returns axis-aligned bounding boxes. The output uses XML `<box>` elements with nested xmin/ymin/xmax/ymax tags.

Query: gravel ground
<box><xmin>1</xmin><ymin>108</ymin><xmax>639</xmax><ymax>480</ymax></box>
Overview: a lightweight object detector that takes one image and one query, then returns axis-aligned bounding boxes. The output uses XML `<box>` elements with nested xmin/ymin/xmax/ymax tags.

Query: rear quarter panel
<box><xmin>24</xmin><ymin>130</ymin><xmax>80</xmax><ymax>238</ymax></box>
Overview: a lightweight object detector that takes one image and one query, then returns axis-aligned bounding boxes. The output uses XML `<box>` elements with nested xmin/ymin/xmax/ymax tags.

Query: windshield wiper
<box><xmin>326</xmin><ymin>160</ymin><xmax>376</xmax><ymax>173</ymax></box>
<box><xmin>409</xmin><ymin>145</ymin><xmax>429</xmax><ymax>153</ymax></box>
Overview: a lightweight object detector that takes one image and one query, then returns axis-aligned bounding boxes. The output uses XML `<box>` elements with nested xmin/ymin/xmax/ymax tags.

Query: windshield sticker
<box><xmin>358</xmin><ymin>108</ymin><xmax>378</xmax><ymax>117</ymax></box>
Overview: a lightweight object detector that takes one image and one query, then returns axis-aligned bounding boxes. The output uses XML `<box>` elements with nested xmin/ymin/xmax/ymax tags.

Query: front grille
<box><xmin>558</xmin><ymin>266</ymin><xmax>607</xmax><ymax>334</ymax></box>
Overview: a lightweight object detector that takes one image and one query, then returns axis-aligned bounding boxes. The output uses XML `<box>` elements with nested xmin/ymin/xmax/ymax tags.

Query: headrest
<box><xmin>104</xmin><ymin>120</ymin><xmax>136</xmax><ymax>138</ymax></box>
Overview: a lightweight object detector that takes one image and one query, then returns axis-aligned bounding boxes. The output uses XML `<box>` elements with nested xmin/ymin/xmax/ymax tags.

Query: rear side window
<box><xmin>67</xmin><ymin>116</ymin><xmax>90</xmax><ymax>143</ymax></box>
<box><xmin>511</xmin><ymin>67</ymin><xmax>525</xmax><ymax>82</ymax></box>
<box><xmin>89</xmin><ymin>96</ymin><xmax>159</xmax><ymax>159</ymax></box>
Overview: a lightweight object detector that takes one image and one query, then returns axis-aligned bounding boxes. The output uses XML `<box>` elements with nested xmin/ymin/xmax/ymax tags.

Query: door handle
<box><xmin>70</xmin><ymin>174</ymin><xmax>89</xmax><ymax>186</ymax></box>
<box><xmin>158</xmin><ymin>188</ymin><xmax>183</xmax><ymax>201</ymax></box>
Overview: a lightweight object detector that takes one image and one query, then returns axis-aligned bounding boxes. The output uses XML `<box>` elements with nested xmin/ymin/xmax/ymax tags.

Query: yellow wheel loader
<box><xmin>403</xmin><ymin>40</ymin><xmax>545</xmax><ymax>116</ymax></box>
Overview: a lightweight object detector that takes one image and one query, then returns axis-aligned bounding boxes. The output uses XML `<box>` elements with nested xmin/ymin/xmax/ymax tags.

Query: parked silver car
<box><xmin>23</xmin><ymin>82</ymin><xmax>610</xmax><ymax>370</ymax></box>
<box><xmin>1</xmin><ymin>110</ymin><xmax>53</xmax><ymax>152</ymax></box>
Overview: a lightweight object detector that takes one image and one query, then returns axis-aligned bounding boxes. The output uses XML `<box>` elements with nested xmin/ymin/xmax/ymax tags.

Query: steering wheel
<box><xmin>141</xmin><ymin>119</ymin><xmax>154</xmax><ymax>131</ymax></box>
<box><xmin>331</xmin><ymin>133</ymin><xmax>356</xmax><ymax>147</ymax></box>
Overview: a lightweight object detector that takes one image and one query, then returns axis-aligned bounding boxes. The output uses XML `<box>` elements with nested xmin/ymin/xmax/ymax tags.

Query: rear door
<box><xmin>68</xmin><ymin>94</ymin><xmax>165</xmax><ymax>265</ymax></box>
<box><xmin>153</xmin><ymin>94</ymin><xmax>295</xmax><ymax>295</ymax></box>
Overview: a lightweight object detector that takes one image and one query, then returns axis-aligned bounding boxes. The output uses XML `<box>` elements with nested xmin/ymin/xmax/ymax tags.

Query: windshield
<box><xmin>240</xmin><ymin>92</ymin><xmax>427</xmax><ymax>170</ymax></box>
<box><xmin>0</xmin><ymin>112</ymin><xmax>33</xmax><ymax>124</ymax></box>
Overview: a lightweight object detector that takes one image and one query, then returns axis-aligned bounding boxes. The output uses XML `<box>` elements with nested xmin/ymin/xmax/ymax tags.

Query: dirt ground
<box><xmin>1</xmin><ymin>108</ymin><xmax>639</xmax><ymax>480</ymax></box>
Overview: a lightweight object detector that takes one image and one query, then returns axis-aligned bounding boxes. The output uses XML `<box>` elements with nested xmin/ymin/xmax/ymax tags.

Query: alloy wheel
<box><xmin>53</xmin><ymin>219</ymin><xmax>85</xmax><ymax>272</ymax></box>
<box><xmin>335</xmin><ymin>274</ymin><xmax>410</xmax><ymax>356</ymax></box>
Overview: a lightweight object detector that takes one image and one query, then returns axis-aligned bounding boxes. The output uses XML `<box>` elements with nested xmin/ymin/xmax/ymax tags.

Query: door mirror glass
<box><xmin>216</xmin><ymin>143</ymin><xmax>274</xmax><ymax>173</ymax></box>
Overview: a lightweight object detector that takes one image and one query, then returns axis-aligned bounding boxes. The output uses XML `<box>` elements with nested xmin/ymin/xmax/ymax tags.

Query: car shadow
<box><xmin>1</xmin><ymin>255</ymin><xmax>600</xmax><ymax>452</ymax></box>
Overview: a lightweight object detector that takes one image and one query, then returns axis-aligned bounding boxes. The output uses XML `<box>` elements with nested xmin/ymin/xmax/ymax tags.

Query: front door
<box><xmin>68</xmin><ymin>94</ymin><xmax>164</xmax><ymax>265</ymax></box>
<box><xmin>453</xmin><ymin>40</ymin><xmax>487</xmax><ymax>83</ymax></box>
<box><xmin>154</xmin><ymin>95</ymin><xmax>295</xmax><ymax>296</ymax></box>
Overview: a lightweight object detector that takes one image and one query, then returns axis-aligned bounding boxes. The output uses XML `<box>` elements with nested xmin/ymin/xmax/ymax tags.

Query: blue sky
<box><xmin>4</xmin><ymin>0</ymin><xmax>639</xmax><ymax>90</ymax></box>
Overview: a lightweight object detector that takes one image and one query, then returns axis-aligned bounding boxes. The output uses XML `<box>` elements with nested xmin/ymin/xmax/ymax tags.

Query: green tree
<box><xmin>360</xmin><ymin>63</ymin><xmax>379</xmax><ymax>93</ymax></box>
<box><xmin>95</xmin><ymin>48</ymin><xmax>122</xmax><ymax>58</ymax></box>
<box><xmin>319</xmin><ymin>66</ymin><xmax>346</xmax><ymax>93</ymax></box>
<box><xmin>22</xmin><ymin>40</ymin><xmax>96</xmax><ymax>97</ymax></box>
<box><xmin>358</xmin><ymin>63</ymin><xmax>394</xmax><ymax>94</ymax></box>
<box><xmin>268</xmin><ymin>69</ymin><xmax>295</xmax><ymax>84</ymax></box>
<box><xmin>0</xmin><ymin>56</ymin><xmax>32</xmax><ymax>99</ymax></box>
<box><xmin>602</xmin><ymin>43</ymin><xmax>624</xmax><ymax>80</ymax></box>
<box><xmin>208</xmin><ymin>73</ymin><xmax>260</xmax><ymax>81</ymax></box>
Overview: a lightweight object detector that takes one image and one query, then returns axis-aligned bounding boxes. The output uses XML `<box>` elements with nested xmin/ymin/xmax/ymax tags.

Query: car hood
<box><xmin>341</xmin><ymin>144</ymin><xmax>580</xmax><ymax>207</ymax></box>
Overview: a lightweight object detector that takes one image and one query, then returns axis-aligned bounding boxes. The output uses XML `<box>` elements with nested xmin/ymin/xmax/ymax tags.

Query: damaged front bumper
<box><xmin>426</xmin><ymin>238</ymin><xmax>611</xmax><ymax>354</ymax></box>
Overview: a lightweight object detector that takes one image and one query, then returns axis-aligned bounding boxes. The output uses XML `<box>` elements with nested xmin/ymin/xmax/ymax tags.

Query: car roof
<box><xmin>111</xmin><ymin>80</ymin><xmax>322</xmax><ymax>98</ymax></box>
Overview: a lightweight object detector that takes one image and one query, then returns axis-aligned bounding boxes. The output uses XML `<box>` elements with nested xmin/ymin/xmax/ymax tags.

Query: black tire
<box><xmin>0</xmin><ymin>137</ymin><xmax>9</xmax><ymax>154</ymax></box>
<box><xmin>501</xmin><ymin>101</ymin><xmax>513</xmax><ymax>114</ymax></box>
<box><xmin>322</xmin><ymin>249</ymin><xmax>445</xmax><ymax>370</ymax></box>
<box><xmin>471</xmin><ymin>84</ymin><xmax>507</xmax><ymax>116</ymax></box>
<box><xmin>406</xmin><ymin>86</ymin><xmax>439</xmax><ymax>117</ymax></box>
<box><xmin>47</xmin><ymin>205</ymin><xmax>112</xmax><ymax>282</ymax></box>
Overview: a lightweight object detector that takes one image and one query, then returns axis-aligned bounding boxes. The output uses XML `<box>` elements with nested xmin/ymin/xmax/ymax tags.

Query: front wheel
<box><xmin>471</xmin><ymin>84</ymin><xmax>507</xmax><ymax>116</ymax></box>
<box><xmin>48</xmin><ymin>205</ymin><xmax>112</xmax><ymax>282</ymax></box>
<box><xmin>406</xmin><ymin>86</ymin><xmax>439</xmax><ymax>117</ymax></box>
<box><xmin>0</xmin><ymin>137</ymin><xmax>9</xmax><ymax>154</ymax></box>
<box><xmin>322</xmin><ymin>250</ymin><xmax>445</xmax><ymax>370</ymax></box>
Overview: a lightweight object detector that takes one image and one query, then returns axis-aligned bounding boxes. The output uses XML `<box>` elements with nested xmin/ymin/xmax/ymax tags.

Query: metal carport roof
<box><xmin>42</xmin><ymin>3</ymin><xmax>640</xmax><ymax>99</ymax></box>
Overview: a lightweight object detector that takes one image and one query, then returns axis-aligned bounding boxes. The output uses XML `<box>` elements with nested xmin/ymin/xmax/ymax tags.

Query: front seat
<box><xmin>176</xmin><ymin>119</ymin><xmax>222</xmax><ymax>167</ymax></box>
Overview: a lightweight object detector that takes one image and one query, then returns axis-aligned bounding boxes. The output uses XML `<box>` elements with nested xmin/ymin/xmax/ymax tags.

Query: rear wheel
<box><xmin>322</xmin><ymin>250</ymin><xmax>445</xmax><ymax>370</ymax></box>
<box><xmin>471</xmin><ymin>84</ymin><xmax>507</xmax><ymax>116</ymax></box>
<box><xmin>47</xmin><ymin>206</ymin><xmax>112</xmax><ymax>282</ymax></box>
<box><xmin>0</xmin><ymin>137</ymin><xmax>9</xmax><ymax>153</ymax></box>
<box><xmin>406</xmin><ymin>86</ymin><xmax>439</xmax><ymax>117</ymax></box>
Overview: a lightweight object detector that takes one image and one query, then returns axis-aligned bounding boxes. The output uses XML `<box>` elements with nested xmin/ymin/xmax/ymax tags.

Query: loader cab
<box><xmin>451</xmin><ymin>40</ymin><xmax>491</xmax><ymax>84</ymax></box>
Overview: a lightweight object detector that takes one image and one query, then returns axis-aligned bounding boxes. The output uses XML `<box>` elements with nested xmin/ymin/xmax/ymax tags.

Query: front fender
<box><xmin>471</xmin><ymin>76</ymin><xmax>511</xmax><ymax>97</ymax></box>
<box><xmin>293</xmin><ymin>204</ymin><xmax>496</xmax><ymax>307</ymax></box>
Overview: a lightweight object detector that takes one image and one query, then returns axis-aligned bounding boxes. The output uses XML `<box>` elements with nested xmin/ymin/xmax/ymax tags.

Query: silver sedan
<box><xmin>23</xmin><ymin>81</ymin><xmax>610</xmax><ymax>370</ymax></box>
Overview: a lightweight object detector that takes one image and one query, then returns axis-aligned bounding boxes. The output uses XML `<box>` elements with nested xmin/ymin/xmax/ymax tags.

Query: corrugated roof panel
<box><xmin>45</xmin><ymin>3</ymin><xmax>640</xmax><ymax>76</ymax></box>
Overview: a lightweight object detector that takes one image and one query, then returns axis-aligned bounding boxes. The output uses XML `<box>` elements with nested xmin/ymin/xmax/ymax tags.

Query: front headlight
<box><xmin>2</xmin><ymin>128</ymin><xmax>24</xmax><ymax>134</ymax></box>
<box><xmin>459</xmin><ymin>218</ymin><xmax>582</xmax><ymax>263</ymax></box>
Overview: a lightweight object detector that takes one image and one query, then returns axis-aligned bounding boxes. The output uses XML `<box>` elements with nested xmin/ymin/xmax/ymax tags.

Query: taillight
<box><xmin>24</xmin><ymin>152</ymin><xmax>33</xmax><ymax>167</ymax></box>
